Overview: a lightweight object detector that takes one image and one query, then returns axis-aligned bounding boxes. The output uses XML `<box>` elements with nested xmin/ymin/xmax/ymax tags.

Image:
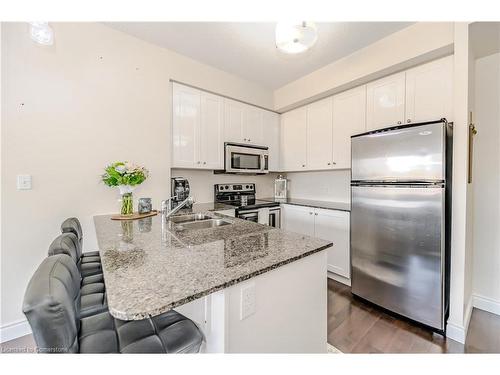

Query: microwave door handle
<box><xmin>261</xmin><ymin>154</ymin><xmax>266</xmax><ymax>172</ymax></box>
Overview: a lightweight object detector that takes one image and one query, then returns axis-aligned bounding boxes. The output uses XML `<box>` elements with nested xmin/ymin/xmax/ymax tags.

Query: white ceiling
<box><xmin>470</xmin><ymin>22</ymin><xmax>500</xmax><ymax>59</ymax></box>
<box><xmin>106</xmin><ymin>22</ymin><xmax>413</xmax><ymax>89</ymax></box>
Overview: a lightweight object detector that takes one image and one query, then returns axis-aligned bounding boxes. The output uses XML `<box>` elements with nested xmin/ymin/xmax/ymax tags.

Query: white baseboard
<box><xmin>446</xmin><ymin>321</ymin><xmax>467</xmax><ymax>343</ymax></box>
<box><xmin>446</xmin><ymin>295</ymin><xmax>473</xmax><ymax>344</ymax></box>
<box><xmin>464</xmin><ymin>294</ymin><xmax>474</xmax><ymax>334</ymax></box>
<box><xmin>473</xmin><ymin>294</ymin><xmax>500</xmax><ymax>316</ymax></box>
<box><xmin>327</xmin><ymin>271</ymin><xmax>351</xmax><ymax>286</ymax></box>
<box><xmin>0</xmin><ymin>319</ymin><xmax>32</xmax><ymax>343</ymax></box>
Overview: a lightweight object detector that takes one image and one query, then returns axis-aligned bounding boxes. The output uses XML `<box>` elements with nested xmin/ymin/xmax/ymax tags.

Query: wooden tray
<box><xmin>110</xmin><ymin>210</ymin><xmax>159</xmax><ymax>221</ymax></box>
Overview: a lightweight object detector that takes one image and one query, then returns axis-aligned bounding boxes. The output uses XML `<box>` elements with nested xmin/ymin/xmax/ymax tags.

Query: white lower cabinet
<box><xmin>174</xmin><ymin>296</ymin><xmax>208</xmax><ymax>330</ymax></box>
<box><xmin>281</xmin><ymin>204</ymin><xmax>315</xmax><ymax>236</ymax></box>
<box><xmin>313</xmin><ymin>208</ymin><xmax>350</xmax><ymax>279</ymax></box>
<box><xmin>281</xmin><ymin>204</ymin><xmax>350</xmax><ymax>280</ymax></box>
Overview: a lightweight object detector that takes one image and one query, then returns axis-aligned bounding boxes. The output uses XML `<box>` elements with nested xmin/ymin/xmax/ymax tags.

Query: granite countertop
<box><xmin>94</xmin><ymin>207</ymin><xmax>332</xmax><ymax>320</ymax></box>
<box><xmin>260</xmin><ymin>197</ymin><xmax>351</xmax><ymax>212</ymax></box>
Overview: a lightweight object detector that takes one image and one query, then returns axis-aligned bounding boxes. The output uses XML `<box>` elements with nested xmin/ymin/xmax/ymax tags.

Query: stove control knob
<box><xmin>225</xmin><ymin>185</ymin><xmax>229</xmax><ymax>190</ymax></box>
<box><xmin>220</xmin><ymin>186</ymin><xmax>224</xmax><ymax>190</ymax></box>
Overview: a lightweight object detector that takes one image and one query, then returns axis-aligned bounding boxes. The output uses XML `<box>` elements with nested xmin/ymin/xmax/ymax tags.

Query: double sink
<box><xmin>169</xmin><ymin>213</ymin><xmax>232</xmax><ymax>231</ymax></box>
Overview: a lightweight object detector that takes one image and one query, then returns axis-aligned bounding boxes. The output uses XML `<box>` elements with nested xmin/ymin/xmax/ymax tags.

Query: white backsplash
<box><xmin>172</xmin><ymin>169</ymin><xmax>351</xmax><ymax>204</ymax></box>
<box><xmin>285</xmin><ymin>170</ymin><xmax>351</xmax><ymax>203</ymax></box>
<box><xmin>171</xmin><ymin>169</ymin><xmax>278</xmax><ymax>203</ymax></box>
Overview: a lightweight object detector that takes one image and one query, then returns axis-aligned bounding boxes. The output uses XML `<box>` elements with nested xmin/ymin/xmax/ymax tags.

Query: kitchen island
<box><xmin>93</xmin><ymin>207</ymin><xmax>331</xmax><ymax>353</ymax></box>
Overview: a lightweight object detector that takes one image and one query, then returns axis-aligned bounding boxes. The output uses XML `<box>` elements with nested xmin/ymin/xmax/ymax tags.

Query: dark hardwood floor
<box><xmin>328</xmin><ymin>278</ymin><xmax>500</xmax><ymax>353</ymax></box>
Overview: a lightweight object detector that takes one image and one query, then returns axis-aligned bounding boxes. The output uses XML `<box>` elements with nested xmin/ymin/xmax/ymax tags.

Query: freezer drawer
<box><xmin>351</xmin><ymin>185</ymin><xmax>445</xmax><ymax>330</ymax></box>
<box><xmin>351</xmin><ymin>122</ymin><xmax>446</xmax><ymax>182</ymax></box>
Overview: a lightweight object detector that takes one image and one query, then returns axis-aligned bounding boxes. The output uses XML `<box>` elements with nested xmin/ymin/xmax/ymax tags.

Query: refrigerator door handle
<box><xmin>351</xmin><ymin>182</ymin><xmax>445</xmax><ymax>188</ymax></box>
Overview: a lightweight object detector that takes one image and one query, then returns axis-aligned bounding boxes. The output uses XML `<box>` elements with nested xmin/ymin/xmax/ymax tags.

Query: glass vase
<box><xmin>121</xmin><ymin>193</ymin><xmax>134</xmax><ymax>215</ymax></box>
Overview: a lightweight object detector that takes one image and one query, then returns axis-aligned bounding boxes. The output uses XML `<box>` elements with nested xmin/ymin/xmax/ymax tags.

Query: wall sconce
<box><xmin>29</xmin><ymin>22</ymin><xmax>54</xmax><ymax>45</ymax></box>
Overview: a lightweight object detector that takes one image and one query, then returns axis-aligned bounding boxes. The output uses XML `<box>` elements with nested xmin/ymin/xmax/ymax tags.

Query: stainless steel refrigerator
<box><xmin>350</xmin><ymin>119</ymin><xmax>452</xmax><ymax>333</ymax></box>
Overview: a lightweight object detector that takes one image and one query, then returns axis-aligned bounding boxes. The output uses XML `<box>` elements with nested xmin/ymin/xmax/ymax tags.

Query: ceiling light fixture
<box><xmin>29</xmin><ymin>22</ymin><xmax>54</xmax><ymax>45</ymax></box>
<box><xmin>275</xmin><ymin>21</ymin><xmax>318</xmax><ymax>54</ymax></box>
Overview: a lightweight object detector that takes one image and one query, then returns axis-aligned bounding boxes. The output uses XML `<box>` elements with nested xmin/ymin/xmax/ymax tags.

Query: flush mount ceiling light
<box><xmin>275</xmin><ymin>21</ymin><xmax>318</xmax><ymax>54</ymax></box>
<box><xmin>29</xmin><ymin>22</ymin><xmax>54</xmax><ymax>45</ymax></box>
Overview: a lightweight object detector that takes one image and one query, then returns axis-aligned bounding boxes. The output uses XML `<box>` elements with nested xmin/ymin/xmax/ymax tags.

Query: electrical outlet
<box><xmin>240</xmin><ymin>283</ymin><xmax>256</xmax><ymax>320</ymax></box>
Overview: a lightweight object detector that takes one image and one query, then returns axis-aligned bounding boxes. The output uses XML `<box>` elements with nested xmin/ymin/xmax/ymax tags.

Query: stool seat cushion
<box><xmin>80</xmin><ymin>292</ymin><xmax>107</xmax><ymax>319</ymax></box>
<box><xmin>81</xmin><ymin>282</ymin><xmax>105</xmax><ymax>295</ymax></box>
<box><xmin>79</xmin><ymin>312</ymin><xmax>117</xmax><ymax>353</ymax></box>
<box><xmin>80</xmin><ymin>262</ymin><xmax>102</xmax><ymax>277</ymax></box>
<box><xmin>81</xmin><ymin>273</ymin><xmax>104</xmax><ymax>286</ymax></box>
<box><xmin>78</xmin><ymin>310</ymin><xmax>203</xmax><ymax>353</ymax></box>
<box><xmin>81</xmin><ymin>256</ymin><xmax>101</xmax><ymax>264</ymax></box>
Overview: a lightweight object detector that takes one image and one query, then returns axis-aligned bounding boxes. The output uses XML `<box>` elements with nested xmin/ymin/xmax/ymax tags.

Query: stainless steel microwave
<box><xmin>224</xmin><ymin>143</ymin><xmax>269</xmax><ymax>174</ymax></box>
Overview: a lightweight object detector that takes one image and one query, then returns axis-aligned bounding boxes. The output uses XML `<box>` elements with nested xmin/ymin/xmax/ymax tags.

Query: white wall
<box><xmin>446</xmin><ymin>22</ymin><xmax>475</xmax><ymax>344</ymax></box>
<box><xmin>0</xmin><ymin>22</ymin><xmax>273</xmax><ymax>334</ymax></box>
<box><xmin>472</xmin><ymin>53</ymin><xmax>500</xmax><ymax>310</ymax></box>
<box><xmin>171</xmin><ymin>169</ymin><xmax>277</xmax><ymax>203</ymax></box>
<box><xmin>285</xmin><ymin>170</ymin><xmax>350</xmax><ymax>203</ymax></box>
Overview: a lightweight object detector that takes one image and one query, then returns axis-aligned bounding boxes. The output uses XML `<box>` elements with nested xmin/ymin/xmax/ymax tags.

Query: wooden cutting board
<box><xmin>110</xmin><ymin>210</ymin><xmax>159</xmax><ymax>221</ymax></box>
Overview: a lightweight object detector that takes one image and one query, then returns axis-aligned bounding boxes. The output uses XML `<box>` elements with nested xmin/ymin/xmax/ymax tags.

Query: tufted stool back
<box><xmin>48</xmin><ymin>233</ymin><xmax>82</xmax><ymax>266</ymax></box>
<box><xmin>22</xmin><ymin>254</ymin><xmax>81</xmax><ymax>353</ymax></box>
<box><xmin>61</xmin><ymin>217</ymin><xmax>84</xmax><ymax>251</ymax></box>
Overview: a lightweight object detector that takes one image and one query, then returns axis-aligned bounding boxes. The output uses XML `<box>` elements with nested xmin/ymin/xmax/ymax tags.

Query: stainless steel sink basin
<box><xmin>174</xmin><ymin>218</ymin><xmax>232</xmax><ymax>230</ymax></box>
<box><xmin>170</xmin><ymin>213</ymin><xmax>211</xmax><ymax>224</ymax></box>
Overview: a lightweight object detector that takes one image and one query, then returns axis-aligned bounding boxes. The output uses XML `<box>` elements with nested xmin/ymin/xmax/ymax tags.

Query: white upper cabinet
<box><xmin>223</xmin><ymin>98</ymin><xmax>245</xmax><ymax>143</ymax></box>
<box><xmin>332</xmin><ymin>85</ymin><xmax>367</xmax><ymax>169</ymax></box>
<box><xmin>243</xmin><ymin>105</ymin><xmax>264</xmax><ymax>145</ymax></box>
<box><xmin>366</xmin><ymin>56</ymin><xmax>454</xmax><ymax>131</ymax></box>
<box><xmin>280</xmin><ymin>88</ymin><xmax>367</xmax><ymax>172</ymax></box>
<box><xmin>366</xmin><ymin>71</ymin><xmax>406</xmax><ymax>131</ymax></box>
<box><xmin>405</xmin><ymin>55</ymin><xmax>453</xmax><ymax>124</ymax></box>
<box><xmin>172</xmin><ymin>83</ymin><xmax>223</xmax><ymax>169</ymax></box>
<box><xmin>224</xmin><ymin>99</ymin><xmax>265</xmax><ymax>146</ymax></box>
<box><xmin>263</xmin><ymin>111</ymin><xmax>281</xmax><ymax>172</ymax></box>
<box><xmin>172</xmin><ymin>83</ymin><xmax>200</xmax><ymax>168</ymax></box>
<box><xmin>306</xmin><ymin>97</ymin><xmax>334</xmax><ymax>170</ymax></box>
<box><xmin>281</xmin><ymin>107</ymin><xmax>308</xmax><ymax>171</ymax></box>
<box><xmin>199</xmin><ymin>92</ymin><xmax>224</xmax><ymax>169</ymax></box>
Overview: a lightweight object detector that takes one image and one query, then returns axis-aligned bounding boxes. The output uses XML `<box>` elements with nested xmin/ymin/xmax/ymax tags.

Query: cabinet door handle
<box><xmin>197</xmin><ymin>161</ymin><xmax>201</xmax><ymax>164</ymax></box>
<box><xmin>248</xmin><ymin>138</ymin><xmax>251</xmax><ymax>142</ymax></box>
<box><xmin>203</xmin><ymin>161</ymin><xmax>206</xmax><ymax>165</ymax></box>
<box><xmin>309</xmin><ymin>212</ymin><xmax>313</xmax><ymax>215</ymax></box>
<box><xmin>407</xmin><ymin>119</ymin><xmax>412</xmax><ymax>123</ymax></box>
<box><xmin>243</xmin><ymin>138</ymin><xmax>247</xmax><ymax>141</ymax></box>
<box><xmin>333</xmin><ymin>162</ymin><xmax>337</xmax><ymax>165</ymax></box>
<box><xmin>328</xmin><ymin>162</ymin><xmax>331</xmax><ymax>165</ymax></box>
<box><xmin>302</xmin><ymin>164</ymin><xmax>306</xmax><ymax>168</ymax></box>
<box><xmin>315</xmin><ymin>213</ymin><xmax>318</xmax><ymax>216</ymax></box>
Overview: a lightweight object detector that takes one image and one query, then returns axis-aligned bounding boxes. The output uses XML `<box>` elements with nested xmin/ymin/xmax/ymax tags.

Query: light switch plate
<box><xmin>240</xmin><ymin>283</ymin><xmax>256</xmax><ymax>320</ymax></box>
<box><xmin>17</xmin><ymin>174</ymin><xmax>32</xmax><ymax>190</ymax></box>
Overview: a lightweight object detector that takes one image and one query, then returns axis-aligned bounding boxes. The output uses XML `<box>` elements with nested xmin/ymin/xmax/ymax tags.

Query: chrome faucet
<box><xmin>161</xmin><ymin>196</ymin><xmax>195</xmax><ymax>218</ymax></box>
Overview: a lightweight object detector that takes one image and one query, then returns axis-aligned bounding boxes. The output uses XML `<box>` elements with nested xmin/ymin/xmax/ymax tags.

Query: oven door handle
<box><xmin>238</xmin><ymin>211</ymin><xmax>259</xmax><ymax>217</ymax></box>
